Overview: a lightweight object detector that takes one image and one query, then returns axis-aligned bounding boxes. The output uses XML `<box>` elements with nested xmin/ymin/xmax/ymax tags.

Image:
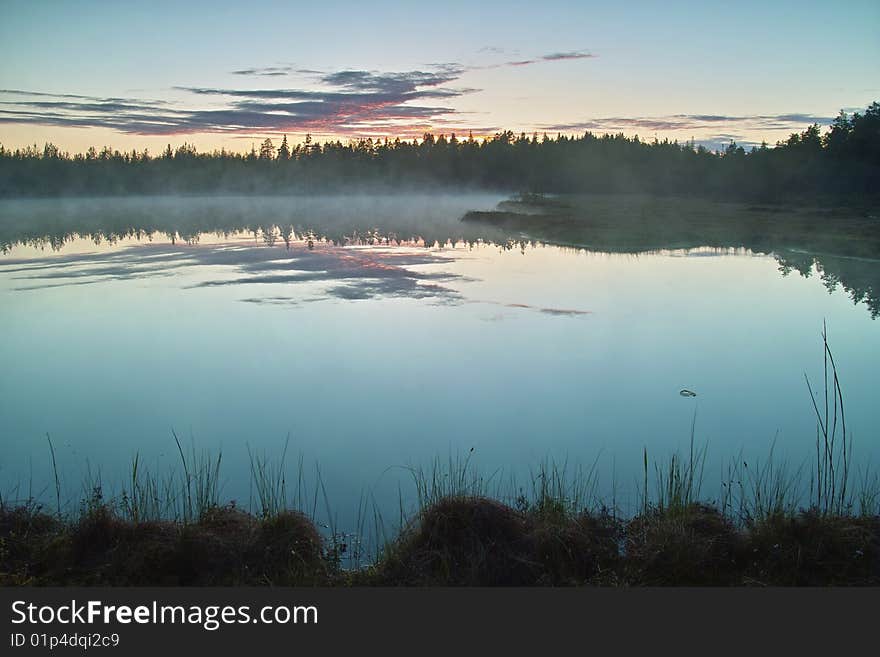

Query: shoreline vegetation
<box><xmin>1</xmin><ymin>103</ymin><xmax>878</xmax><ymax>203</ymax></box>
<box><xmin>2</xmin><ymin>330</ymin><xmax>878</xmax><ymax>586</ymax></box>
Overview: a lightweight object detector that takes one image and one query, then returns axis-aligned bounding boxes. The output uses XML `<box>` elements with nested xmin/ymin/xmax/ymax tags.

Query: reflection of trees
<box><xmin>1</xmin><ymin>195</ymin><xmax>877</xmax><ymax>318</ymax></box>
<box><xmin>280</xmin><ymin>224</ymin><xmax>293</xmax><ymax>250</ymax></box>
<box><xmin>467</xmin><ymin>196</ymin><xmax>880</xmax><ymax>319</ymax></box>
<box><xmin>259</xmin><ymin>225</ymin><xmax>278</xmax><ymax>247</ymax></box>
<box><xmin>776</xmin><ymin>252</ymin><xmax>879</xmax><ymax>318</ymax></box>
<box><xmin>776</xmin><ymin>251</ymin><xmax>815</xmax><ymax>278</ymax></box>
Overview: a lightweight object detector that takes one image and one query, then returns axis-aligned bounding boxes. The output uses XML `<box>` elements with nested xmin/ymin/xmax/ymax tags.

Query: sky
<box><xmin>0</xmin><ymin>0</ymin><xmax>878</xmax><ymax>153</ymax></box>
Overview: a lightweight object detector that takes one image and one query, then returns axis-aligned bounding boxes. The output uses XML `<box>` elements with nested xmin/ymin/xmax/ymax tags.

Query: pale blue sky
<box><xmin>1</xmin><ymin>0</ymin><xmax>877</xmax><ymax>151</ymax></box>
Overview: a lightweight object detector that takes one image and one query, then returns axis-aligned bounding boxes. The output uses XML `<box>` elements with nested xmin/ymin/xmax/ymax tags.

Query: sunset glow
<box><xmin>1</xmin><ymin>0</ymin><xmax>877</xmax><ymax>154</ymax></box>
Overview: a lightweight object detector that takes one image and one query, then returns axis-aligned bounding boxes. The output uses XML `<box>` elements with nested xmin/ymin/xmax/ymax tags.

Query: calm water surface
<box><xmin>1</xmin><ymin>196</ymin><xmax>878</xmax><ymax>534</ymax></box>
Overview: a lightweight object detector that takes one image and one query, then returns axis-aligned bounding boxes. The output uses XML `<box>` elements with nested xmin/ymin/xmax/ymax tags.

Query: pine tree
<box><xmin>278</xmin><ymin>135</ymin><xmax>290</xmax><ymax>161</ymax></box>
<box><xmin>259</xmin><ymin>138</ymin><xmax>275</xmax><ymax>160</ymax></box>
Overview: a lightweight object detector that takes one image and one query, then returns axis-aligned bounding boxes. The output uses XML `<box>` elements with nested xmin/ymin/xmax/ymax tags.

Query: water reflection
<box><xmin>2</xmin><ymin>203</ymin><xmax>879</xmax><ymax>538</ymax></box>
<box><xmin>0</xmin><ymin>194</ymin><xmax>508</xmax><ymax>254</ymax></box>
<box><xmin>1</xmin><ymin>194</ymin><xmax>878</xmax><ymax>317</ymax></box>
<box><xmin>1</xmin><ymin>242</ymin><xmax>468</xmax><ymax>305</ymax></box>
<box><xmin>775</xmin><ymin>250</ymin><xmax>879</xmax><ymax>319</ymax></box>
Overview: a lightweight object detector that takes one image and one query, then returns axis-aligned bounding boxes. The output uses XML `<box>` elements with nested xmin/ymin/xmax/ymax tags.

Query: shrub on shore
<box><xmin>2</xmin><ymin>497</ymin><xmax>878</xmax><ymax>586</ymax></box>
<box><xmin>0</xmin><ymin>503</ymin><xmax>328</xmax><ymax>586</ymax></box>
<box><xmin>624</xmin><ymin>503</ymin><xmax>744</xmax><ymax>585</ymax></box>
<box><xmin>743</xmin><ymin>512</ymin><xmax>880</xmax><ymax>586</ymax></box>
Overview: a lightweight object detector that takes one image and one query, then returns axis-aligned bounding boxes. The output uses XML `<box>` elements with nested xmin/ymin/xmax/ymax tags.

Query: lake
<box><xmin>1</xmin><ymin>194</ymin><xmax>878</xmax><ymax>543</ymax></box>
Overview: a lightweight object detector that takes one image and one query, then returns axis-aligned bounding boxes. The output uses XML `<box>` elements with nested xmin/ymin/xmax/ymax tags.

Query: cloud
<box><xmin>541</xmin><ymin>50</ymin><xmax>596</xmax><ymax>61</ymax></box>
<box><xmin>1</xmin><ymin>89</ymin><xmax>110</xmax><ymax>101</ymax></box>
<box><xmin>0</xmin><ymin>65</ymin><xmax>478</xmax><ymax>137</ymax></box>
<box><xmin>0</xmin><ymin>79</ymin><xmax>836</xmax><ymax>146</ymax></box>
<box><xmin>478</xmin><ymin>49</ymin><xmax>597</xmax><ymax>70</ymax></box>
<box><xmin>232</xmin><ymin>69</ymin><xmax>289</xmax><ymax>77</ymax></box>
<box><xmin>231</xmin><ymin>66</ymin><xmax>295</xmax><ymax>76</ymax></box>
<box><xmin>541</xmin><ymin>113</ymin><xmax>836</xmax><ymax>143</ymax></box>
<box><xmin>321</xmin><ymin>67</ymin><xmax>465</xmax><ymax>94</ymax></box>
<box><xmin>231</xmin><ymin>66</ymin><xmax>323</xmax><ymax>76</ymax></box>
<box><xmin>0</xmin><ymin>51</ymin><xmax>597</xmax><ymax>139</ymax></box>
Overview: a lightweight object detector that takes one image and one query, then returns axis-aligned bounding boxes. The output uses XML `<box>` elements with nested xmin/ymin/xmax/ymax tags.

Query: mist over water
<box><xmin>0</xmin><ymin>193</ymin><xmax>509</xmax><ymax>255</ymax></box>
<box><xmin>1</xmin><ymin>194</ymin><xmax>879</xmax><ymax>537</ymax></box>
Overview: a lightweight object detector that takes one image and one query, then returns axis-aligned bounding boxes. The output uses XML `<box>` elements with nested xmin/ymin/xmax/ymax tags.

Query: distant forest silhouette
<box><xmin>1</xmin><ymin>103</ymin><xmax>877</xmax><ymax>201</ymax></box>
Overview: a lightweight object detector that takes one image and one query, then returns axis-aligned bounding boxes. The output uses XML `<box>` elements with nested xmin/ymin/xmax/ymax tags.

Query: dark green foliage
<box><xmin>744</xmin><ymin>512</ymin><xmax>880</xmax><ymax>586</ymax></box>
<box><xmin>0</xmin><ymin>503</ymin><xmax>327</xmax><ymax>586</ymax></box>
<box><xmin>3</xmin><ymin>499</ymin><xmax>879</xmax><ymax>586</ymax></box>
<box><xmin>176</xmin><ymin>505</ymin><xmax>258</xmax><ymax>585</ymax></box>
<box><xmin>625</xmin><ymin>504</ymin><xmax>744</xmax><ymax>586</ymax></box>
<box><xmin>252</xmin><ymin>511</ymin><xmax>326</xmax><ymax>584</ymax></box>
<box><xmin>376</xmin><ymin>496</ymin><xmax>536</xmax><ymax>585</ymax></box>
<box><xmin>0</xmin><ymin>504</ymin><xmax>60</xmax><ymax>585</ymax></box>
<box><xmin>375</xmin><ymin>496</ymin><xmax>621</xmax><ymax>586</ymax></box>
<box><xmin>1</xmin><ymin>103</ymin><xmax>877</xmax><ymax>201</ymax></box>
<box><xmin>67</xmin><ymin>508</ymin><xmax>182</xmax><ymax>585</ymax></box>
<box><xmin>529</xmin><ymin>509</ymin><xmax>622</xmax><ymax>586</ymax></box>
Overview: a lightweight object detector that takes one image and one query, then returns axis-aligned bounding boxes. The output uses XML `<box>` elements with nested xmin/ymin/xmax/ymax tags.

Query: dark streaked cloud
<box><xmin>773</xmin><ymin>113</ymin><xmax>833</xmax><ymax>122</ymax></box>
<box><xmin>0</xmin><ymin>89</ymin><xmax>172</xmax><ymax>108</ymax></box>
<box><xmin>0</xmin><ymin>51</ymin><xmax>597</xmax><ymax>138</ymax></box>
<box><xmin>1</xmin><ymin>89</ymin><xmax>107</xmax><ymax>101</ymax></box>
<box><xmin>231</xmin><ymin>65</ymin><xmax>323</xmax><ymax>76</ymax></box>
<box><xmin>232</xmin><ymin>66</ymin><xmax>294</xmax><ymax>76</ymax></box>
<box><xmin>542</xmin><ymin>113</ymin><xmax>836</xmax><ymax>142</ymax></box>
<box><xmin>479</xmin><ymin>48</ymin><xmax>597</xmax><ymax>70</ymax></box>
<box><xmin>321</xmin><ymin>67</ymin><xmax>465</xmax><ymax>93</ymax></box>
<box><xmin>233</xmin><ymin>69</ymin><xmax>288</xmax><ymax>77</ymax></box>
<box><xmin>0</xmin><ymin>65</ymin><xmax>478</xmax><ymax>137</ymax></box>
<box><xmin>541</xmin><ymin>50</ymin><xmax>596</xmax><ymax>61</ymax></box>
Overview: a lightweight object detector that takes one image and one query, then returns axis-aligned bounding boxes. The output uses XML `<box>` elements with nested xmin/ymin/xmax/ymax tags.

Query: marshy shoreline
<box><xmin>5</xmin><ymin>429</ymin><xmax>878</xmax><ymax>586</ymax></box>
<box><xmin>3</xmin><ymin>327</ymin><xmax>878</xmax><ymax>587</ymax></box>
<box><xmin>2</xmin><ymin>490</ymin><xmax>878</xmax><ymax>587</ymax></box>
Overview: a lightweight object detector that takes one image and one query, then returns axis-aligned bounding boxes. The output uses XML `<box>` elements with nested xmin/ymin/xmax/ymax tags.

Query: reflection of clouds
<box><xmin>537</xmin><ymin>307</ymin><xmax>591</xmax><ymax>317</ymax></box>
<box><xmin>1</xmin><ymin>242</ymin><xmax>467</xmax><ymax>304</ymax></box>
<box><xmin>241</xmin><ymin>296</ymin><xmax>300</xmax><ymax>306</ymax></box>
<box><xmin>326</xmin><ymin>280</ymin><xmax>456</xmax><ymax>301</ymax></box>
<box><xmin>1</xmin><ymin>247</ymin><xmax>197</xmax><ymax>276</ymax></box>
<box><xmin>3</xmin><ymin>248</ymin><xmax>197</xmax><ymax>288</ymax></box>
<box><xmin>469</xmin><ymin>300</ymin><xmax>592</xmax><ymax>319</ymax></box>
<box><xmin>187</xmin><ymin>244</ymin><xmax>468</xmax><ymax>304</ymax></box>
<box><xmin>503</xmin><ymin>302</ymin><xmax>591</xmax><ymax>317</ymax></box>
<box><xmin>2</xmin><ymin>240</ymin><xmax>597</xmax><ymax>318</ymax></box>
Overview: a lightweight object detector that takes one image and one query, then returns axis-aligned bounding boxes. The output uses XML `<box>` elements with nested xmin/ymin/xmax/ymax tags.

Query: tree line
<box><xmin>0</xmin><ymin>102</ymin><xmax>877</xmax><ymax>202</ymax></box>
